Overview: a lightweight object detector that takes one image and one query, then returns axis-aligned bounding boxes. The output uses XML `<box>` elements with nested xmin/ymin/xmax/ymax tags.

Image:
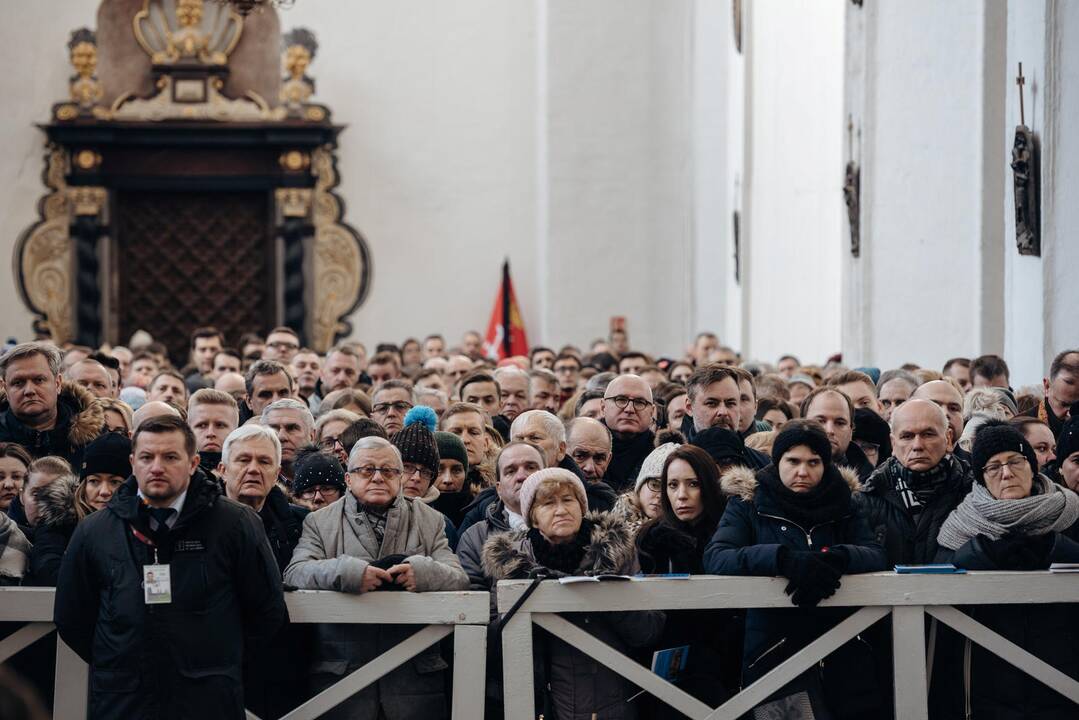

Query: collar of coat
<box><xmin>480</xmin><ymin>510</ymin><xmax>635</xmax><ymax>581</ymax></box>
<box><xmin>0</xmin><ymin>382</ymin><xmax>103</xmax><ymax>449</ymax></box>
<box><xmin>109</xmin><ymin>467</ymin><xmax>221</xmax><ymax>525</ymax></box>
<box><xmin>720</xmin><ymin>463</ymin><xmax>862</xmax><ymax>503</ymax></box>
<box><xmin>34</xmin><ymin>474</ymin><xmax>79</xmax><ymax>528</ymax></box>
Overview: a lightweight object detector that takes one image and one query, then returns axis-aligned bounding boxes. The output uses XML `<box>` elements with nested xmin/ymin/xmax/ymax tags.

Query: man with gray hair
<box><xmin>262</xmin><ymin>398</ymin><xmax>315</xmax><ymax>488</ymax></box>
<box><xmin>860</xmin><ymin>399</ymin><xmax>973</xmax><ymax>565</ymax></box>
<box><xmin>0</xmin><ymin>341</ymin><xmax>103</xmax><ymax>465</ymax></box>
<box><xmin>284</xmin><ymin>434</ymin><xmax>467</xmax><ymax>718</ymax></box>
<box><xmin>877</xmin><ymin>369</ymin><xmax>920</xmax><ymax>422</ymax></box>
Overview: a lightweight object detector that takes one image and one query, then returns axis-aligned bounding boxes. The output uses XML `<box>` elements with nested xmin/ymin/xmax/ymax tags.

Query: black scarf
<box><xmin>606</xmin><ymin>426</ymin><xmax>656</xmax><ymax>492</ymax></box>
<box><xmin>892</xmin><ymin>455</ymin><xmax>959</xmax><ymax>516</ymax></box>
<box><xmin>756</xmin><ymin>464</ymin><xmax>853</xmax><ymax>529</ymax></box>
<box><xmin>527</xmin><ymin>517</ymin><xmax>595</xmax><ymax>574</ymax></box>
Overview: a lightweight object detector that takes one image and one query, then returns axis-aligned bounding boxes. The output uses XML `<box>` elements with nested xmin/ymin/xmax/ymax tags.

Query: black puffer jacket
<box><xmin>0</xmin><ymin>383</ymin><xmax>103</xmax><ymax>467</ymax></box>
<box><xmin>258</xmin><ymin>486</ymin><xmax>308</xmax><ymax>573</ymax></box>
<box><xmin>54</xmin><ymin>470</ymin><xmax>286</xmax><ymax>720</ymax></box>
<box><xmin>27</xmin><ymin>475</ymin><xmax>79</xmax><ymax>586</ymax></box>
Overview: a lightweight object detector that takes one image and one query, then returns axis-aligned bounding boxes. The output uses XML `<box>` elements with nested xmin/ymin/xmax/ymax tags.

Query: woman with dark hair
<box><xmin>756</xmin><ymin>397</ymin><xmax>794</xmax><ymax>433</ymax></box>
<box><xmin>705</xmin><ymin>420</ymin><xmax>887</xmax><ymax>719</ymax></box>
<box><xmin>0</xmin><ymin>443</ymin><xmax>31</xmax><ymax>514</ymax></box>
<box><xmin>635</xmin><ymin>445</ymin><xmax>740</xmax><ymax>711</ymax></box>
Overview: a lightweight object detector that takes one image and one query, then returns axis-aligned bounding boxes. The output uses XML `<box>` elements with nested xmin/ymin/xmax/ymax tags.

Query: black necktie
<box><xmin>148</xmin><ymin>507</ymin><xmax>176</xmax><ymax>532</ymax></box>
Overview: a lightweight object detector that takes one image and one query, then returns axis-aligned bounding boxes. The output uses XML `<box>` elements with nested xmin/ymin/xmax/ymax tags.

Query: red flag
<box><xmin>483</xmin><ymin>260</ymin><xmax>529</xmax><ymax>360</ymax></box>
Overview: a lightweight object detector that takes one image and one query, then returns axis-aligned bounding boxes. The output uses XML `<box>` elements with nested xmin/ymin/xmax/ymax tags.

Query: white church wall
<box><xmin>742</xmin><ymin>0</ymin><xmax>845</xmax><ymax>365</ymax></box>
<box><xmin>0</xmin><ymin>0</ymin><xmax>102</xmax><ymax>343</ymax></box>
<box><xmin>843</xmin><ymin>0</ymin><xmax>1005</xmax><ymax>374</ymax></box>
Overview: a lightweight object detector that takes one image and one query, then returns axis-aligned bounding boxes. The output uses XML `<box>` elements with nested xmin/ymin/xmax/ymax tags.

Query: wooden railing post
<box><xmin>451</xmin><ymin>624</ymin><xmax>487</xmax><ymax>720</ymax></box>
<box><xmin>891</xmin><ymin>605</ymin><xmax>929</xmax><ymax>720</ymax></box>
<box><xmin>53</xmin><ymin>636</ymin><xmax>88</xmax><ymax>720</ymax></box>
<box><xmin>501</xmin><ymin>611</ymin><xmax>535</xmax><ymax>720</ymax></box>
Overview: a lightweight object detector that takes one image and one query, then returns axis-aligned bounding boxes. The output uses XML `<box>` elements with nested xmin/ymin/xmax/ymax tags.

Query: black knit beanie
<box><xmin>81</xmin><ymin>432</ymin><xmax>132</xmax><ymax>479</ymax></box>
<box><xmin>391</xmin><ymin>409</ymin><xmax>441</xmax><ymax>478</ymax></box>
<box><xmin>771</xmin><ymin>420</ymin><xmax>833</xmax><ymax>467</ymax></box>
<box><xmin>435</xmin><ymin>431</ymin><xmax>469</xmax><ymax>473</ymax></box>
<box><xmin>691</xmin><ymin>427</ymin><xmax>748</xmax><ymax>466</ymax></box>
<box><xmin>292</xmin><ymin>445</ymin><xmax>346</xmax><ymax>496</ymax></box>
<box><xmin>971</xmin><ymin>420</ymin><xmax>1038</xmax><ymax>485</ymax></box>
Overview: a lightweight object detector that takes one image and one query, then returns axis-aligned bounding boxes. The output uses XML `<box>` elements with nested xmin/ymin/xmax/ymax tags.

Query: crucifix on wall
<box><xmin>1010</xmin><ymin>62</ymin><xmax>1040</xmax><ymax>256</ymax></box>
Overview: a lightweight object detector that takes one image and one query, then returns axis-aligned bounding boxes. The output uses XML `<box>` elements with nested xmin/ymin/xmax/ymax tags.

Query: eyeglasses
<box><xmin>605</xmin><ymin>395</ymin><xmax>653</xmax><ymax>412</ymax></box>
<box><xmin>298</xmin><ymin>486</ymin><xmax>341</xmax><ymax>499</ymax></box>
<box><xmin>267</xmin><ymin>341</ymin><xmax>299</xmax><ymax>351</ymax></box>
<box><xmin>571</xmin><ymin>449</ymin><xmax>610</xmax><ymax>466</ymax></box>
<box><xmin>319</xmin><ymin>436</ymin><xmax>345</xmax><ymax>451</ymax></box>
<box><xmin>347</xmin><ymin>465</ymin><xmax>403</xmax><ymax>480</ymax></box>
<box><xmin>643</xmin><ymin>478</ymin><xmax>662</xmax><ymax>492</ymax></box>
<box><xmin>372</xmin><ymin>401</ymin><xmax>413</xmax><ymax>415</ymax></box>
<box><xmin>402</xmin><ymin>462</ymin><xmax>436</xmax><ymax>483</ymax></box>
<box><xmin>982</xmin><ymin>456</ymin><xmax>1030</xmax><ymax>479</ymax></box>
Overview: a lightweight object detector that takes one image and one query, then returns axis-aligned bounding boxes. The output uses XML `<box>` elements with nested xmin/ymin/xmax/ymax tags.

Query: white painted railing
<box><xmin>496</xmin><ymin>571</ymin><xmax>1079</xmax><ymax>720</ymax></box>
<box><xmin>0</xmin><ymin>587</ymin><xmax>489</xmax><ymax>720</ymax></box>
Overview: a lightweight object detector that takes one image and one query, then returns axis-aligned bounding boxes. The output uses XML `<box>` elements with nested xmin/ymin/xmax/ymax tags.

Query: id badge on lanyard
<box><xmin>131</xmin><ymin>526</ymin><xmax>172</xmax><ymax>605</ymax></box>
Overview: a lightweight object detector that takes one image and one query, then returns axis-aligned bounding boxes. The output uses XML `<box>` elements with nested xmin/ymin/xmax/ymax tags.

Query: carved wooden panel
<box><xmin>115</xmin><ymin>190</ymin><xmax>273</xmax><ymax>363</ymax></box>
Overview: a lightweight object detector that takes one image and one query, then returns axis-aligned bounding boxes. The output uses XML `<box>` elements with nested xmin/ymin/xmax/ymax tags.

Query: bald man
<box><xmin>132</xmin><ymin>400</ymin><xmax>182</xmax><ymax>430</ymax></box>
<box><xmin>600</xmin><ymin>375</ymin><xmax>657</xmax><ymax>491</ymax></box>
<box><xmin>859</xmin><ymin>399</ymin><xmax>973</xmax><ymax>565</ymax></box>
<box><xmin>215</xmin><ymin>372</ymin><xmax>248</xmax><ymax>407</ymax></box>
<box><xmin>565</xmin><ymin>417</ymin><xmax>613</xmax><ymax>483</ymax></box>
<box><xmin>911</xmin><ymin>380</ymin><xmax>969</xmax><ymax>461</ymax></box>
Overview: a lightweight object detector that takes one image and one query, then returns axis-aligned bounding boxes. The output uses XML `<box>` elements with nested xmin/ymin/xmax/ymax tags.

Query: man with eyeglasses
<box><xmin>370</xmin><ymin>379</ymin><xmax>416</xmax><ymax>435</ymax></box>
<box><xmin>284</xmin><ymin>436</ymin><xmax>468</xmax><ymax>718</ymax></box>
<box><xmin>261</xmin><ymin>326</ymin><xmax>301</xmax><ymax>364</ymax></box>
<box><xmin>262</xmin><ymin>398</ymin><xmax>316</xmax><ymax>490</ymax></box>
<box><xmin>601</xmin><ymin>374</ymin><xmax>657</xmax><ymax>492</ymax></box>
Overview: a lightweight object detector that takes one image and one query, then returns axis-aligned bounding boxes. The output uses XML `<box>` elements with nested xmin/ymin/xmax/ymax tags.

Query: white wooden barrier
<box><xmin>496</xmin><ymin>571</ymin><xmax>1079</xmax><ymax>720</ymax></box>
<box><xmin>0</xmin><ymin>587</ymin><xmax>489</xmax><ymax>720</ymax></box>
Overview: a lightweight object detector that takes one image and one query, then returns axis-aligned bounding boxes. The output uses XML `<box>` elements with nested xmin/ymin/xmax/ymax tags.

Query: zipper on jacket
<box><xmin>757</xmin><ymin>512</ymin><xmax>850</xmax><ymax>548</ymax></box>
<box><xmin>747</xmin><ymin>637</ymin><xmax>787</xmax><ymax>670</ymax></box>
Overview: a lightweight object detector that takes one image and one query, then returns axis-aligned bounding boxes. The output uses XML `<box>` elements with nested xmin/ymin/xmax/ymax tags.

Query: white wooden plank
<box><xmin>0</xmin><ymin>587</ymin><xmax>56</xmax><ymax>621</ymax></box>
<box><xmin>52</xmin><ymin>636</ymin><xmax>88</xmax><ymax>720</ymax></box>
<box><xmin>284</xmin><ymin>590</ymin><xmax>489</xmax><ymax>625</ymax></box>
<box><xmin>0</xmin><ymin>622</ymin><xmax>53</xmax><ymax>663</ymax></box>
<box><xmin>705</xmin><ymin>607</ymin><xmax>890</xmax><ymax>720</ymax></box>
<box><xmin>533</xmin><ymin>613</ymin><xmax>713</xmax><ymax>719</ymax></box>
<box><xmin>451</xmin><ymin>624</ymin><xmax>487</xmax><ymax>720</ymax></box>
<box><xmin>927</xmin><ymin>605</ymin><xmax>1079</xmax><ymax>703</ymax></box>
<box><xmin>892</xmin><ymin>606</ymin><xmax>929</xmax><ymax>720</ymax></box>
<box><xmin>496</xmin><ymin>572</ymin><xmax>1079</xmax><ymax>613</ymax></box>
<box><xmin>279</xmin><ymin>624</ymin><xmax>452</xmax><ymax>720</ymax></box>
<box><xmin>501</xmin><ymin>611</ymin><xmax>536</xmax><ymax>720</ymax></box>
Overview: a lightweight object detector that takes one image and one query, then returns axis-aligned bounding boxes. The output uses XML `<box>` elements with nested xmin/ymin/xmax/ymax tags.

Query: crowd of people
<box><xmin>0</xmin><ymin>325</ymin><xmax>1077</xmax><ymax>719</ymax></box>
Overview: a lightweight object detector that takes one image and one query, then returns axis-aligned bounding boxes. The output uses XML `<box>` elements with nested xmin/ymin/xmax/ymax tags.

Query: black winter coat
<box><xmin>704</xmin><ymin>465</ymin><xmax>888</xmax><ymax>718</ymax></box>
<box><xmin>258</xmin><ymin>486</ymin><xmax>308</xmax><ymax>573</ymax></box>
<box><xmin>936</xmin><ymin>531</ymin><xmax>1079</xmax><ymax>719</ymax></box>
<box><xmin>857</xmin><ymin>455</ymin><xmax>972</xmax><ymax>565</ymax></box>
<box><xmin>680</xmin><ymin>415</ymin><xmax>771</xmax><ymax>470</ymax></box>
<box><xmin>0</xmin><ymin>383</ymin><xmax>103</xmax><ymax>467</ymax></box>
<box><xmin>27</xmin><ymin>476</ymin><xmax>79</xmax><ymax>586</ymax></box>
<box><xmin>54</xmin><ymin>470</ymin><xmax>286</xmax><ymax>720</ymax></box>
<box><xmin>603</xmin><ymin>424</ymin><xmax>655</xmax><ymax>493</ymax></box>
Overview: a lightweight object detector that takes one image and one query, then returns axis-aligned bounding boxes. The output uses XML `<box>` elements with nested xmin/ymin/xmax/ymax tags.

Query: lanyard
<box><xmin>131</xmin><ymin>525</ymin><xmax>159</xmax><ymax>564</ymax></box>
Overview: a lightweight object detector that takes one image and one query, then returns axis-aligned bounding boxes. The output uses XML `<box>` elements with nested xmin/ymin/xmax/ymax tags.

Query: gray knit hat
<box><xmin>635</xmin><ymin>443</ymin><xmax>681</xmax><ymax>493</ymax></box>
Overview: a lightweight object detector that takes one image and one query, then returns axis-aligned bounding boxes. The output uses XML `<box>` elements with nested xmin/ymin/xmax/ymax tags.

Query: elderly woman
<box><xmin>482</xmin><ymin>468</ymin><xmax>663</xmax><ymax>720</ymax></box>
<box><xmin>613</xmin><ymin>442</ymin><xmax>679</xmax><ymax>535</ymax></box>
<box><xmin>284</xmin><ymin>435</ymin><xmax>469</xmax><ymax>720</ymax></box>
<box><xmin>936</xmin><ymin>421</ymin><xmax>1079</xmax><ymax>720</ymax></box>
<box><xmin>635</xmin><ymin>445</ymin><xmax>740</xmax><ymax>709</ymax></box>
<box><xmin>704</xmin><ymin>420</ymin><xmax>888</xmax><ymax>719</ymax></box>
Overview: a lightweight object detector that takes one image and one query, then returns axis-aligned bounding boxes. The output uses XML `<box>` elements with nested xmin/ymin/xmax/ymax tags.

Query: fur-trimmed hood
<box><xmin>481</xmin><ymin>510</ymin><xmax>636</xmax><ymax>581</ymax></box>
<box><xmin>0</xmin><ymin>381</ymin><xmax>104</xmax><ymax>450</ymax></box>
<box><xmin>721</xmin><ymin>464</ymin><xmax>862</xmax><ymax>503</ymax></box>
<box><xmin>34</xmin><ymin>475</ymin><xmax>79</xmax><ymax>528</ymax></box>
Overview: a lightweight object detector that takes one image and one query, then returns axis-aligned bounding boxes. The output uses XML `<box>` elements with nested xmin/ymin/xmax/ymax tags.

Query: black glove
<box><xmin>817</xmin><ymin>546</ymin><xmax>850</xmax><ymax>575</ymax></box>
<box><xmin>778</xmin><ymin>549</ymin><xmax>842</xmax><ymax>608</ymax></box>
<box><xmin>368</xmin><ymin>554</ymin><xmax>410</xmax><ymax>591</ymax></box>
<box><xmin>982</xmin><ymin>533</ymin><xmax>1054</xmax><ymax>571</ymax></box>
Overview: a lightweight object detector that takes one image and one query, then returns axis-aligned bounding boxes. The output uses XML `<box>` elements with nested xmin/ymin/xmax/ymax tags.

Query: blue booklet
<box><xmin>651</xmin><ymin>646</ymin><xmax>691</xmax><ymax>682</ymax></box>
<box><xmin>894</xmin><ymin>564</ymin><xmax>966</xmax><ymax>574</ymax></box>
